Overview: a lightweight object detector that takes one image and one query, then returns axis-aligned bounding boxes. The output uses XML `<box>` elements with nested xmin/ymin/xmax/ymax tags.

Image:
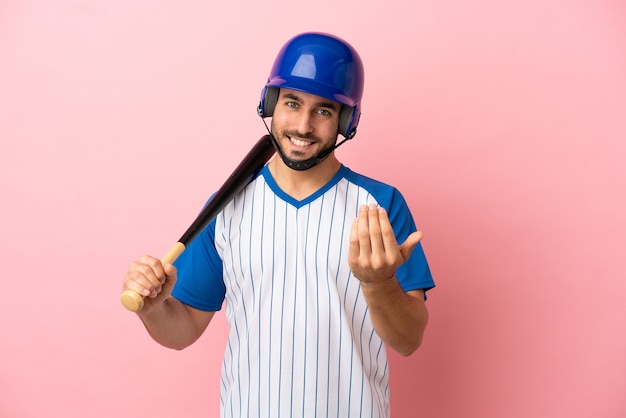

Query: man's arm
<box><xmin>359</xmin><ymin>282</ymin><xmax>428</xmax><ymax>356</ymax></box>
<box><xmin>123</xmin><ymin>255</ymin><xmax>214</xmax><ymax>350</ymax></box>
<box><xmin>348</xmin><ymin>204</ymin><xmax>429</xmax><ymax>356</ymax></box>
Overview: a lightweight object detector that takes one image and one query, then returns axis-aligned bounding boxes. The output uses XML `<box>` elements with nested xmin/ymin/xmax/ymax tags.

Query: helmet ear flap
<box><xmin>339</xmin><ymin>106</ymin><xmax>359</xmax><ymax>139</ymax></box>
<box><xmin>258</xmin><ymin>87</ymin><xmax>280</xmax><ymax>118</ymax></box>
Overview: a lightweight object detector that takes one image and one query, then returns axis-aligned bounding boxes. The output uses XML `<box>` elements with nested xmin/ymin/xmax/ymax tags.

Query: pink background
<box><xmin>1</xmin><ymin>1</ymin><xmax>625</xmax><ymax>417</ymax></box>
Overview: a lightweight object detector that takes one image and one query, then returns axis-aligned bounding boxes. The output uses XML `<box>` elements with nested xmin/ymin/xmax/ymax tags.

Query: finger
<box><xmin>376</xmin><ymin>206</ymin><xmax>399</xmax><ymax>253</ymax></box>
<box><xmin>139</xmin><ymin>255</ymin><xmax>167</xmax><ymax>284</ymax></box>
<box><xmin>356</xmin><ymin>205</ymin><xmax>372</xmax><ymax>256</ymax></box>
<box><xmin>163</xmin><ymin>262</ymin><xmax>177</xmax><ymax>279</ymax></box>
<box><xmin>161</xmin><ymin>263</ymin><xmax>178</xmax><ymax>292</ymax></box>
<box><xmin>367</xmin><ymin>204</ymin><xmax>385</xmax><ymax>254</ymax></box>
<box><xmin>126</xmin><ymin>257</ymin><xmax>165</xmax><ymax>297</ymax></box>
<box><xmin>124</xmin><ymin>270</ymin><xmax>155</xmax><ymax>297</ymax></box>
<box><xmin>398</xmin><ymin>230</ymin><xmax>425</xmax><ymax>262</ymax></box>
<box><xmin>348</xmin><ymin>217</ymin><xmax>360</xmax><ymax>261</ymax></box>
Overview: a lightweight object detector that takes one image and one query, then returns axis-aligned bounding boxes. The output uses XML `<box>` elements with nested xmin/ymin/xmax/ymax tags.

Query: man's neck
<box><xmin>268</xmin><ymin>154</ymin><xmax>341</xmax><ymax>201</ymax></box>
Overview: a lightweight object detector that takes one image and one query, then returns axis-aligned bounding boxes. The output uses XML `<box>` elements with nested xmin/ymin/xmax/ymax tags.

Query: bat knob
<box><xmin>121</xmin><ymin>289</ymin><xmax>144</xmax><ymax>312</ymax></box>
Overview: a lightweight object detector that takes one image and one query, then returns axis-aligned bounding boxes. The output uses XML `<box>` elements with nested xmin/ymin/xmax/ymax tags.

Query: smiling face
<box><xmin>270</xmin><ymin>88</ymin><xmax>341</xmax><ymax>163</ymax></box>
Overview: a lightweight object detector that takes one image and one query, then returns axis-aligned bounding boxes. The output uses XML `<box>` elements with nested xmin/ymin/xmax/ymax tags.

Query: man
<box><xmin>123</xmin><ymin>32</ymin><xmax>435</xmax><ymax>418</ymax></box>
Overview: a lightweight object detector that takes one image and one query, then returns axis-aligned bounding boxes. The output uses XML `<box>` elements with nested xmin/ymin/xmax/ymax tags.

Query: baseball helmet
<box><xmin>258</xmin><ymin>32</ymin><xmax>364</xmax><ymax>139</ymax></box>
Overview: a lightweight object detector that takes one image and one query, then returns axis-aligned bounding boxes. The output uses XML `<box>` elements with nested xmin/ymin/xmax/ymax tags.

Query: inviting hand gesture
<box><xmin>348</xmin><ymin>204</ymin><xmax>424</xmax><ymax>284</ymax></box>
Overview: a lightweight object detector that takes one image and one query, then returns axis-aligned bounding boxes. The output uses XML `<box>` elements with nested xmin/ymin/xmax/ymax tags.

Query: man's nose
<box><xmin>296</xmin><ymin>112</ymin><xmax>314</xmax><ymax>134</ymax></box>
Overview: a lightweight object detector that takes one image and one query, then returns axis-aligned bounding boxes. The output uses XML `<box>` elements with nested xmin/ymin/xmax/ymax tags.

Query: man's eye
<box><xmin>286</xmin><ymin>101</ymin><xmax>298</xmax><ymax>108</ymax></box>
<box><xmin>317</xmin><ymin>109</ymin><xmax>331</xmax><ymax>116</ymax></box>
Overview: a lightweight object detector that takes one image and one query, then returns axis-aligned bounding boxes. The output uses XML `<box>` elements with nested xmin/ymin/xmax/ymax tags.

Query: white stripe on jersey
<box><xmin>215</xmin><ymin>175</ymin><xmax>390</xmax><ymax>418</ymax></box>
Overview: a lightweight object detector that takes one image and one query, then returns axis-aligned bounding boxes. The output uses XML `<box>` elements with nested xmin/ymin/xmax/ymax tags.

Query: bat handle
<box><xmin>120</xmin><ymin>289</ymin><xmax>144</xmax><ymax>313</ymax></box>
<box><xmin>120</xmin><ymin>242</ymin><xmax>186</xmax><ymax>312</ymax></box>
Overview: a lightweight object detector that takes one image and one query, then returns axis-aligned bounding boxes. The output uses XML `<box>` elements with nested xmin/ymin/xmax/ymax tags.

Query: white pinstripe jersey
<box><xmin>172</xmin><ymin>165</ymin><xmax>434</xmax><ymax>418</ymax></box>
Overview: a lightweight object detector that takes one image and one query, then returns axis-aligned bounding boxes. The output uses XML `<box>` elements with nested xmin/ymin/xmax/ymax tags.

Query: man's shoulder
<box><xmin>341</xmin><ymin>166</ymin><xmax>402</xmax><ymax>203</ymax></box>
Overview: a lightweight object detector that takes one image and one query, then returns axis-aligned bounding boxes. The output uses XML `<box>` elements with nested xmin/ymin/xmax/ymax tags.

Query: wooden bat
<box><xmin>120</xmin><ymin>134</ymin><xmax>276</xmax><ymax>312</ymax></box>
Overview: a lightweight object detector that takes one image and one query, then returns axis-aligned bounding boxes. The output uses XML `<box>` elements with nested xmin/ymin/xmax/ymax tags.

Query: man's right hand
<box><xmin>123</xmin><ymin>255</ymin><xmax>178</xmax><ymax>313</ymax></box>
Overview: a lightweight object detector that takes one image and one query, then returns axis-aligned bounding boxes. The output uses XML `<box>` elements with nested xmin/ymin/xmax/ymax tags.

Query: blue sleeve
<box><xmin>171</xmin><ymin>215</ymin><xmax>226</xmax><ymax>312</ymax></box>
<box><xmin>346</xmin><ymin>169</ymin><xmax>434</xmax><ymax>295</ymax></box>
<box><xmin>385</xmin><ymin>188</ymin><xmax>435</xmax><ymax>295</ymax></box>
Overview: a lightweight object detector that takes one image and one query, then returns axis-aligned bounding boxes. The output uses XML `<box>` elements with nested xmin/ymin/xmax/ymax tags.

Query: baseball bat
<box><xmin>121</xmin><ymin>134</ymin><xmax>276</xmax><ymax>312</ymax></box>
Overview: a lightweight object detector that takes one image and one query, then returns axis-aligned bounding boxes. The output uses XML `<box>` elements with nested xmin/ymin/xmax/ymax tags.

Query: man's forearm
<box><xmin>138</xmin><ymin>297</ymin><xmax>211</xmax><ymax>350</ymax></box>
<box><xmin>360</xmin><ymin>277</ymin><xmax>429</xmax><ymax>356</ymax></box>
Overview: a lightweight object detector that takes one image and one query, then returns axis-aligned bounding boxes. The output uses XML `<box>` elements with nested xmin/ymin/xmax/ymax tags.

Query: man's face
<box><xmin>270</xmin><ymin>88</ymin><xmax>341</xmax><ymax>162</ymax></box>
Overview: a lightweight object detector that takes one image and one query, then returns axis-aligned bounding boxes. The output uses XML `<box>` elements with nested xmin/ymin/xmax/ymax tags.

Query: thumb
<box><xmin>162</xmin><ymin>263</ymin><xmax>178</xmax><ymax>286</ymax></box>
<box><xmin>163</xmin><ymin>262</ymin><xmax>177</xmax><ymax>276</ymax></box>
<box><xmin>398</xmin><ymin>230</ymin><xmax>424</xmax><ymax>262</ymax></box>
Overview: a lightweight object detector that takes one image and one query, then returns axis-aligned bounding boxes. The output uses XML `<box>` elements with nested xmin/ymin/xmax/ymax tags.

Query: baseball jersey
<box><xmin>172</xmin><ymin>164</ymin><xmax>434</xmax><ymax>418</ymax></box>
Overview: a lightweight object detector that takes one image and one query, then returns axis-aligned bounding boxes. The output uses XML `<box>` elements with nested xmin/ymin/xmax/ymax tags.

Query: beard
<box><xmin>270</xmin><ymin>120</ymin><xmax>338</xmax><ymax>161</ymax></box>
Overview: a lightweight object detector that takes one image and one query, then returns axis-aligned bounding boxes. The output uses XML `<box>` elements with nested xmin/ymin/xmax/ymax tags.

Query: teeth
<box><xmin>290</xmin><ymin>137</ymin><xmax>312</xmax><ymax>147</ymax></box>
